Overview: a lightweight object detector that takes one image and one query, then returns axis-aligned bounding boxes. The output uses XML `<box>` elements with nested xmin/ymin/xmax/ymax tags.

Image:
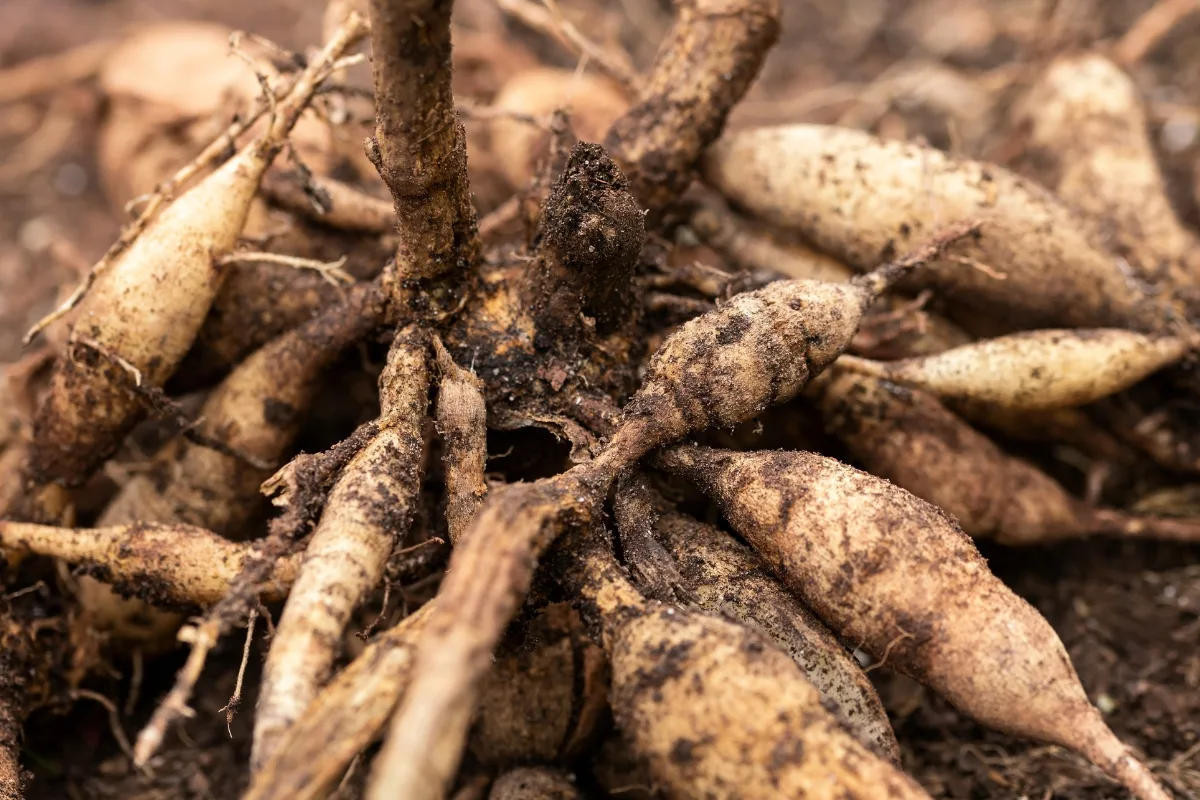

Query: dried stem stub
<box><xmin>604</xmin><ymin>0</ymin><xmax>782</xmax><ymax>215</ymax></box>
<box><xmin>367</xmin><ymin>0</ymin><xmax>479</xmax><ymax>315</ymax></box>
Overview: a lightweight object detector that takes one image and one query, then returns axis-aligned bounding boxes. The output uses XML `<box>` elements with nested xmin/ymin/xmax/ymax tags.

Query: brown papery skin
<box><xmin>655</xmin><ymin>511</ymin><xmax>900</xmax><ymax>762</ymax></box>
<box><xmin>814</xmin><ymin>369</ymin><xmax>1200</xmax><ymax>544</ymax></box>
<box><xmin>604</xmin><ymin>0</ymin><xmax>781</xmax><ymax>215</ymax></box>
<box><xmin>703</xmin><ymin>124</ymin><xmax>1165</xmax><ymax>332</ymax></box>
<box><xmin>488</xmin><ymin>768</ymin><xmax>581</xmax><ymax>800</ymax></box>
<box><xmin>469</xmin><ymin>603</ymin><xmax>609</xmax><ymax>767</ymax></box>
<box><xmin>252</xmin><ymin>326</ymin><xmax>431</xmax><ymax>771</ymax></box>
<box><xmin>367</xmin><ymin>466</ymin><xmax>614</xmax><ymax>800</ymax></box>
<box><xmin>434</xmin><ymin>339</ymin><xmax>489</xmax><ymax>544</ymax></box>
<box><xmin>1015</xmin><ymin>53</ymin><xmax>1200</xmax><ymax>287</ymax></box>
<box><xmin>561</xmin><ymin>531</ymin><xmax>931</xmax><ymax>800</ymax></box>
<box><xmin>837</xmin><ymin>328</ymin><xmax>1196</xmax><ymax>413</ymax></box>
<box><xmin>0</xmin><ymin>521</ymin><xmax>299</xmax><ymax>607</ymax></box>
<box><xmin>656</xmin><ymin>445</ymin><xmax>1170</xmax><ymax>800</ymax></box>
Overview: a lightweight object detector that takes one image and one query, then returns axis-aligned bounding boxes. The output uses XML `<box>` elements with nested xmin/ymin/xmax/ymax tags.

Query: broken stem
<box><xmin>368</xmin><ymin>0</ymin><xmax>479</xmax><ymax>309</ymax></box>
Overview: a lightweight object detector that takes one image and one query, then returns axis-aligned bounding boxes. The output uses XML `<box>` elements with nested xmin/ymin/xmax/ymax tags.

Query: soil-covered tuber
<box><xmin>656</xmin><ymin>445</ymin><xmax>1171</xmax><ymax>800</ymax></box>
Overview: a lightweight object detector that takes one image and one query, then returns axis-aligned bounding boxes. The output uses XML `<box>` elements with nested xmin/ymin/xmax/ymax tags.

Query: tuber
<box><xmin>655</xmin><ymin>510</ymin><xmax>900</xmax><ymax>762</ymax></box>
<box><xmin>814</xmin><ymin>368</ymin><xmax>1200</xmax><ymax>543</ymax></box>
<box><xmin>835</xmin><ymin>328</ymin><xmax>1198</xmax><ymax>413</ymax></box>
<box><xmin>656</xmin><ymin>444</ymin><xmax>1171</xmax><ymax>800</ymax></box>
<box><xmin>702</xmin><ymin>123</ymin><xmax>1170</xmax><ymax>332</ymax></box>
<box><xmin>557</xmin><ymin>525</ymin><xmax>932</xmax><ymax>799</ymax></box>
<box><xmin>252</xmin><ymin>325</ymin><xmax>431</xmax><ymax>770</ymax></box>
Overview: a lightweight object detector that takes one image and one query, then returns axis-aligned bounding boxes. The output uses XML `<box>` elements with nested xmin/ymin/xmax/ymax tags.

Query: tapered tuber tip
<box><xmin>852</xmin><ymin>218</ymin><xmax>983</xmax><ymax>300</ymax></box>
<box><xmin>1088</xmin><ymin>508</ymin><xmax>1200</xmax><ymax>542</ymax></box>
<box><xmin>1075</xmin><ymin>719</ymin><xmax>1171</xmax><ymax>800</ymax></box>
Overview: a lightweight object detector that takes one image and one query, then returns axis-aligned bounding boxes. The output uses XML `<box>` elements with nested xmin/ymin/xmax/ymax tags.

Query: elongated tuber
<box><xmin>0</xmin><ymin>521</ymin><xmax>299</xmax><ymax>607</ymax></box>
<box><xmin>703</xmin><ymin>124</ymin><xmax>1168</xmax><ymax>332</ymax></box>
<box><xmin>601</xmin><ymin>221</ymin><xmax>980</xmax><ymax>469</ymax></box>
<box><xmin>1014</xmin><ymin>53</ymin><xmax>1199</xmax><ymax>286</ymax></box>
<box><xmin>655</xmin><ymin>510</ymin><xmax>900</xmax><ymax>761</ymax></box>
<box><xmin>835</xmin><ymin>328</ymin><xmax>1197</xmax><ymax>413</ymax></box>
<box><xmin>26</xmin><ymin>16</ymin><xmax>369</xmax><ymax>492</ymax></box>
<box><xmin>814</xmin><ymin>369</ymin><xmax>1200</xmax><ymax>543</ymax></box>
<box><xmin>558</xmin><ymin>526</ymin><xmax>932</xmax><ymax>799</ymax></box>
<box><xmin>656</xmin><ymin>444</ymin><xmax>1171</xmax><ymax>800</ymax></box>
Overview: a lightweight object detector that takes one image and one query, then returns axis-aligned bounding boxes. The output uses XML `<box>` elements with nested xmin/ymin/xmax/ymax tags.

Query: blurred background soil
<box><xmin>1</xmin><ymin>0</ymin><xmax>1198</xmax><ymax>797</ymax></box>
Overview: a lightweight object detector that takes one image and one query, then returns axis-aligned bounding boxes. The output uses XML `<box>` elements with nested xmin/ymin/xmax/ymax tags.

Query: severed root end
<box><xmin>522</xmin><ymin>141</ymin><xmax>645</xmax><ymax>349</ymax></box>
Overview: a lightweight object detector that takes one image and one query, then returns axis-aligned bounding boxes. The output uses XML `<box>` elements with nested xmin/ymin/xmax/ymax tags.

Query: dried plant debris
<box><xmin>0</xmin><ymin>0</ymin><xmax>1198</xmax><ymax>798</ymax></box>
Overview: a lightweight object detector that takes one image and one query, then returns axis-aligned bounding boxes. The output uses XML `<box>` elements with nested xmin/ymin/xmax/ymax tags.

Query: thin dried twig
<box><xmin>219</xmin><ymin>251</ymin><xmax>355</xmax><ymax>287</ymax></box>
<box><xmin>495</xmin><ymin>0</ymin><xmax>640</xmax><ymax>93</ymax></box>
<box><xmin>1113</xmin><ymin>0</ymin><xmax>1199</xmax><ymax>65</ymax></box>
<box><xmin>219</xmin><ymin>609</ymin><xmax>258</xmax><ymax>736</ymax></box>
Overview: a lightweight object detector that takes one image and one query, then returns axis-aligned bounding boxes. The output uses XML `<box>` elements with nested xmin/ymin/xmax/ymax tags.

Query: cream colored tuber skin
<box><xmin>77</xmin><ymin>282</ymin><xmax>384</xmax><ymax>646</ymax></box>
<box><xmin>654</xmin><ymin>511</ymin><xmax>900</xmax><ymax>762</ymax></box>
<box><xmin>702</xmin><ymin>124</ymin><xmax>1170</xmax><ymax>332</ymax></box>
<box><xmin>813</xmin><ymin>369</ymin><xmax>1200</xmax><ymax>543</ymax></box>
<box><xmin>488</xmin><ymin>768</ymin><xmax>581</xmax><ymax>800</ymax></box>
<box><xmin>656</xmin><ymin>444</ymin><xmax>1171</xmax><ymax>800</ymax></box>
<box><xmin>0</xmin><ymin>521</ymin><xmax>300</xmax><ymax>607</ymax></box>
<box><xmin>24</xmin><ymin>16</ymin><xmax>369</xmax><ymax>494</ymax></box>
<box><xmin>1014</xmin><ymin>53</ymin><xmax>1200</xmax><ymax>286</ymax></box>
<box><xmin>433</xmin><ymin>339</ymin><xmax>489</xmax><ymax>544</ymax></box>
<box><xmin>558</xmin><ymin>527</ymin><xmax>932</xmax><ymax>800</ymax></box>
<box><xmin>836</xmin><ymin>328</ymin><xmax>1197</xmax><ymax>413</ymax></box>
<box><xmin>252</xmin><ymin>326</ymin><xmax>431</xmax><ymax>771</ymax></box>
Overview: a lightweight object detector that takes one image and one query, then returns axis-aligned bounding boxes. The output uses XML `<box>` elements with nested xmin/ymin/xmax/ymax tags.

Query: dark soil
<box><xmin>2</xmin><ymin>0</ymin><xmax>1198</xmax><ymax>798</ymax></box>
